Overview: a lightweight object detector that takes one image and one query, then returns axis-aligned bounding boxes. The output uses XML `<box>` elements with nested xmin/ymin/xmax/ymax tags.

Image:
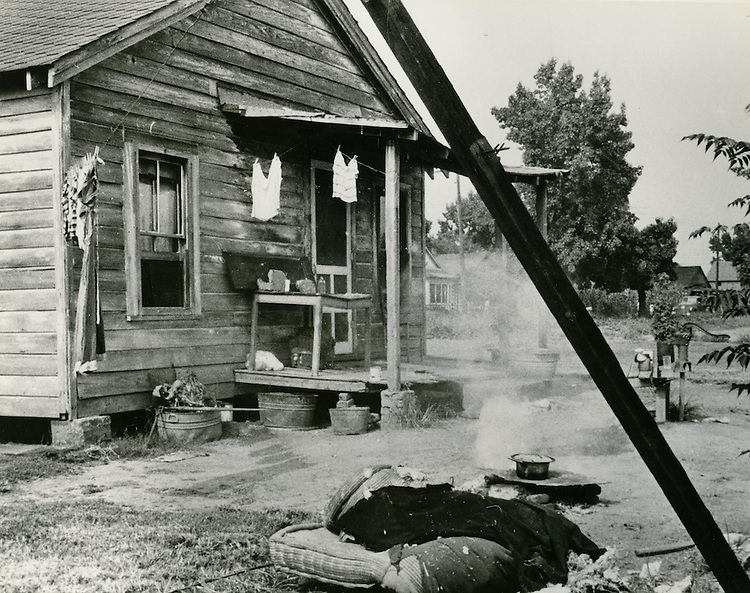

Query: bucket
<box><xmin>157</xmin><ymin>409</ymin><xmax>222</xmax><ymax>444</ymax></box>
<box><xmin>219</xmin><ymin>403</ymin><xmax>234</xmax><ymax>422</ymax></box>
<box><xmin>508</xmin><ymin>350</ymin><xmax>560</xmax><ymax>380</ymax></box>
<box><xmin>258</xmin><ymin>392</ymin><xmax>317</xmax><ymax>429</ymax></box>
<box><xmin>329</xmin><ymin>407</ymin><xmax>370</xmax><ymax>435</ymax></box>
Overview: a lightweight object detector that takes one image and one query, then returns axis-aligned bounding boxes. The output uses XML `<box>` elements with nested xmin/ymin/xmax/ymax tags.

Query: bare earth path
<box><xmin>3</xmin><ymin>330</ymin><xmax>750</xmax><ymax>582</ymax></box>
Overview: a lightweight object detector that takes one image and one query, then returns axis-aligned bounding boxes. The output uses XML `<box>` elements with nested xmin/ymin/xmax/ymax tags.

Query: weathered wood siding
<box><xmin>0</xmin><ymin>88</ymin><xmax>64</xmax><ymax>418</ymax></box>
<box><xmin>67</xmin><ymin>0</ymin><xmax>425</xmax><ymax>415</ymax></box>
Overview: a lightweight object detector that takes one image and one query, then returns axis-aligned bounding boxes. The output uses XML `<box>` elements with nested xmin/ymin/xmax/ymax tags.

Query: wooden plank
<box><xmin>0</xmin><ymin>150</ymin><xmax>54</xmax><ymax>173</ymax></box>
<box><xmin>200</xmin><ymin>215</ymin><xmax>302</xmax><ymax>244</ymax></box>
<box><xmin>0</xmin><ymin>311</ymin><xmax>57</xmax><ymax>332</ymax></box>
<box><xmin>0</xmin><ymin>92</ymin><xmax>52</xmax><ymax>116</ymax></box>
<box><xmin>205</xmin><ymin>3</ymin><xmax>363</xmax><ymax>78</ymax></box>
<box><xmin>0</xmin><ymin>247</ymin><xmax>55</xmax><ymax>269</ymax></box>
<box><xmin>0</xmin><ymin>130</ymin><xmax>52</xmax><ymax>155</ymax></box>
<box><xmin>70</xmin><ymin>82</ymin><xmax>228</xmax><ymax>138</ymax></box>
<box><xmin>0</xmin><ymin>375</ymin><xmax>59</xmax><ymax>397</ymax></box>
<box><xmin>0</xmin><ymin>268</ymin><xmax>55</xmax><ymax>289</ymax></box>
<box><xmin>75</xmin><ymin>391</ymin><xmax>152</xmax><ymax>418</ymax></box>
<box><xmin>385</xmin><ymin>140</ymin><xmax>400</xmax><ymax>390</ymax></box>
<box><xmin>0</xmin><ymin>354</ymin><xmax>57</xmax><ymax>375</ymax></box>
<box><xmin>74</xmin><ymin>67</ymin><xmax>218</xmax><ymax>114</ymax></box>
<box><xmin>234</xmin><ymin>368</ymin><xmax>370</xmax><ymax>392</ymax></box>
<box><xmin>0</xmin><ymin>111</ymin><xmax>53</xmax><ymax>137</ymax></box>
<box><xmin>0</xmin><ymin>332</ymin><xmax>57</xmax><ymax>354</ymax></box>
<box><xmin>0</xmin><ymin>170</ymin><xmax>53</xmax><ymax>192</ymax></box>
<box><xmin>0</xmin><ymin>228</ymin><xmax>54</xmax><ymax>250</ymax></box>
<box><xmin>88</xmin><ymin>343</ymin><xmax>246</xmax><ymax>373</ymax></box>
<box><xmin>103</xmin><ymin>327</ymin><xmax>251</xmax><ymax>350</ymax></box>
<box><xmin>0</xmin><ymin>395</ymin><xmax>61</xmax><ymax>418</ymax></box>
<box><xmin>0</xmin><ymin>209</ymin><xmax>54</xmax><ymax>232</ymax></box>
<box><xmin>360</xmin><ymin>1</ymin><xmax>750</xmax><ymax>588</ymax></box>
<box><xmin>0</xmin><ymin>288</ymin><xmax>56</xmax><ymax>311</ymax></box>
<box><xmin>0</xmin><ymin>189</ymin><xmax>51</xmax><ymax>212</ymax></box>
<box><xmin>159</xmin><ymin>24</ymin><xmax>382</xmax><ymax>117</ymax></box>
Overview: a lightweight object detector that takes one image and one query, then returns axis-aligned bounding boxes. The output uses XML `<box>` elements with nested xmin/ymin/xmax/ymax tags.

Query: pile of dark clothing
<box><xmin>325</xmin><ymin>467</ymin><xmax>605</xmax><ymax>592</ymax></box>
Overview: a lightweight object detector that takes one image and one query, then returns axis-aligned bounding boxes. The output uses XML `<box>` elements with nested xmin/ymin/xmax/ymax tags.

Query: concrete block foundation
<box><xmin>51</xmin><ymin>415</ymin><xmax>111</xmax><ymax>447</ymax></box>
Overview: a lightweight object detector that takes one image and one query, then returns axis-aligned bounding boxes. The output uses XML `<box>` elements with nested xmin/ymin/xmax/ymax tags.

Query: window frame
<box><xmin>123</xmin><ymin>141</ymin><xmax>201</xmax><ymax>320</ymax></box>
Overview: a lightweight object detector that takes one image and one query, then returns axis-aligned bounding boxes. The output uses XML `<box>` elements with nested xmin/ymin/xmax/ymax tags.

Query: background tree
<box><xmin>429</xmin><ymin>191</ymin><xmax>497</xmax><ymax>253</ymax></box>
<box><xmin>685</xmin><ymin>104</ymin><xmax>750</xmax><ymax>394</ymax></box>
<box><xmin>491</xmin><ymin>59</ymin><xmax>644</xmax><ymax>284</ymax></box>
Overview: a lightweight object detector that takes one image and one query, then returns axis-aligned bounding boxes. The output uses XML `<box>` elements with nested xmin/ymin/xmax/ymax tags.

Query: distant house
<box><xmin>674</xmin><ymin>265</ymin><xmax>710</xmax><ymax>294</ymax></box>
<box><xmin>424</xmin><ymin>248</ymin><xmax>459</xmax><ymax>309</ymax></box>
<box><xmin>706</xmin><ymin>259</ymin><xmax>741</xmax><ymax>290</ymax></box>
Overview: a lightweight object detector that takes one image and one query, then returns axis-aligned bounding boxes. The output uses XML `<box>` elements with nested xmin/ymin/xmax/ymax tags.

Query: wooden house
<box><xmin>424</xmin><ymin>248</ymin><xmax>459</xmax><ymax>310</ymax></box>
<box><xmin>0</xmin><ymin>0</ymin><xmax>450</xmax><ymax>422</ymax></box>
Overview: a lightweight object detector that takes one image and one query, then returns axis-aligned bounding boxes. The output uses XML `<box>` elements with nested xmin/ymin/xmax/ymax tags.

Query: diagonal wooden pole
<box><xmin>360</xmin><ymin>0</ymin><xmax>750</xmax><ymax>589</ymax></box>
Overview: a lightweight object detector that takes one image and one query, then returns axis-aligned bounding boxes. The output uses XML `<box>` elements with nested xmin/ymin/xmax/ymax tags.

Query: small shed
<box><xmin>706</xmin><ymin>259</ymin><xmax>741</xmax><ymax>290</ymax></box>
<box><xmin>0</xmin><ymin>0</ymin><xmax>449</xmax><ymax>421</ymax></box>
<box><xmin>674</xmin><ymin>265</ymin><xmax>710</xmax><ymax>294</ymax></box>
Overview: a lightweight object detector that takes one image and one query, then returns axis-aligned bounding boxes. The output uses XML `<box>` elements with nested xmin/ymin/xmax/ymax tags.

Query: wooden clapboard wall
<box><xmin>65</xmin><ymin>0</ymin><xmax>426</xmax><ymax>416</ymax></box>
<box><xmin>0</xmin><ymin>87</ymin><xmax>66</xmax><ymax>418</ymax></box>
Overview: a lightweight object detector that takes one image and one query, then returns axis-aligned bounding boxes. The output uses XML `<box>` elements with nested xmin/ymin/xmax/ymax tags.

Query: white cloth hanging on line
<box><xmin>251</xmin><ymin>153</ymin><xmax>282</xmax><ymax>221</ymax></box>
<box><xmin>332</xmin><ymin>148</ymin><xmax>358</xmax><ymax>203</ymax></box>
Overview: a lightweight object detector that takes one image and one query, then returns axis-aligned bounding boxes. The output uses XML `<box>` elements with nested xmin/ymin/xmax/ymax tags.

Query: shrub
<box><xmin>578</xmin><ymin>286</ymin><xmax>638</xmax><ymax>317</ymax></box>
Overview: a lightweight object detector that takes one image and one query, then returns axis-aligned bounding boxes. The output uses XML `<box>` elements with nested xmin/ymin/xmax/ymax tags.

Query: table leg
<box><xmin>312</xmin><ymin>301</ymin><xmax>322</xmax><ymax>376</ymax></box>
<box><xmin>248</xmin><ymin>295</ymin><xmax>259</xmax><ymax>371</ymax></box>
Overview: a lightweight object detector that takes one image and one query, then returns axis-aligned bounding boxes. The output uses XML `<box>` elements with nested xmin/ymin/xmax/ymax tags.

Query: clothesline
<box><xmin>273</xmin><ymin>143</ymin><xmax>386</xmax><ymax>177</ymax></box>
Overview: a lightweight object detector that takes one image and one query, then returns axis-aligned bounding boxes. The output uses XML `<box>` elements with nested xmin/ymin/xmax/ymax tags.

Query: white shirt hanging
<box><xmin>251</xmin><ymin>154</ymin><xmax>282</xmax><ymax>221</ymax></box>
<box><xmin>332</xmin><ymin>148</ymin><xmax>358</xmax><ymax>203</ymax></box>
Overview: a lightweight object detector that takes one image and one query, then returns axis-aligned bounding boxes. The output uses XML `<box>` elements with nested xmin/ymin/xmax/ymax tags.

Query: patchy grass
<box><xmin>0</xmin><ymin>499</ymin><xmax>319</xmax><ymax>593</ymax></box>
<box><xmin>0</xmin><ymin>434</ymin><xmax>186</xmax><ymax>491</ymax></box>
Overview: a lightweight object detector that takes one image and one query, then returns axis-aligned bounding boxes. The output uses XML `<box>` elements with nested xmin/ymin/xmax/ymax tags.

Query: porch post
<box><xmin>385</xmin><ymin>139</ymin><xmax>401</xmax><ymax>390</ymax></box>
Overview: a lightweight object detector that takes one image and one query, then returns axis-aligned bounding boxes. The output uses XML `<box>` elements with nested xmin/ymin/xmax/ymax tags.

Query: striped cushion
<box><xmin>270</xmin><ymin>523</ymin><xmax>390</xmax><ymax>588</ymax></box>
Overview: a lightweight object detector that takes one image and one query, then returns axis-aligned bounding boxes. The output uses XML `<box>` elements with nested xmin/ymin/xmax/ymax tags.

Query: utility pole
<box><xmin>455</xmin><ymin>174</ymin><xmax>465</xmax><ymax>312</ymax></box>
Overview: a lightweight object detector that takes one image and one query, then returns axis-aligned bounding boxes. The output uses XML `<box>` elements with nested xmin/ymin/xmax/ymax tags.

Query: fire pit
<box><xmin>509</xmin><ymin>453</ymin><xmax>555</xmax><ymax>480</ymax></box>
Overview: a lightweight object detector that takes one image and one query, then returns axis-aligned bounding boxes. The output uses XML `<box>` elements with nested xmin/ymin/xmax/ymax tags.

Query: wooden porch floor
<box><xmin>234</xmin><ymin>358</ymin><xmax>477</xmax><ymax>394</ymax></box>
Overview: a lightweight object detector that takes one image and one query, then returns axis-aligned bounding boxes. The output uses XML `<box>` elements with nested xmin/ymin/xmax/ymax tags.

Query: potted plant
<box><xmin>151</xmin><ymin>371</ymin><xmax>222</xmax><ymax>444</ymax></box>
<box><xmin>650</xmin><ymin>273</ymin><xmax>688</xmax><ymax>368</ymax></box>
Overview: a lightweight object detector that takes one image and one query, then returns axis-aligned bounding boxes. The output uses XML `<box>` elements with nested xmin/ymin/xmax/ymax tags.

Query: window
<box><xmin>124</xmin><ymin>143</ymin><xmax>200</xmax><ymax>318</ymax></box>
<box><xmin>429</xmin><ymin>282</ymin><xmax>450</xmax><ymax>305</ymax></box>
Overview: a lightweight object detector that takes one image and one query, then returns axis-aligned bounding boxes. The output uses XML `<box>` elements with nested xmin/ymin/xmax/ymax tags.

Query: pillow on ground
<box><xmin>381</xmin><ymin>537</ymin><xmax>519</xmax><ymax>593</ymax></box>
<box><xmin>270</xmin><ymin>522</ymin><xmax>391</xmax><ymax>588</ymax></box>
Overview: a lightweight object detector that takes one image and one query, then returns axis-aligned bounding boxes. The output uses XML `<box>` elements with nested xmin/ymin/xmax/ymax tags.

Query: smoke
<box><xmin>473</xmin><ymin>382</ymin><xmax>632</xmax><ymax>474</ymax></box>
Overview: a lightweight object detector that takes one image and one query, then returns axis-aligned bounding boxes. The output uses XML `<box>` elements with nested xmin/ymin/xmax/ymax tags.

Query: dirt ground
<box><xmin>3</xmin><ymin>328</ymin><xmax>750</xmax><ymax>587</ymax></box>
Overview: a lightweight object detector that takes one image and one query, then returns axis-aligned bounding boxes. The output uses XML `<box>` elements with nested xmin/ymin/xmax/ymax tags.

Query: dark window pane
<box><xmin>141</xmin><ymin>260</ymin><xmax>184</xmax><ymax>308</ymax></box>
<box><xmin>334</xmin><ymin>312</ymin><xmax>348</xmax><ymax>342</ymax></box>
<box><xmin>315</xmin><ymin>169</ymin><xmax>347</xmax><ymax>266</ymax></box>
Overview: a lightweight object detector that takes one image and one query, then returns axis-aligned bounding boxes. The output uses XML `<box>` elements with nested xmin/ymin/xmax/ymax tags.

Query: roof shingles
<box><xmin>0</xmin><ymin>0</ymin><xmax>182</xmax><ymax>72</ymax></box>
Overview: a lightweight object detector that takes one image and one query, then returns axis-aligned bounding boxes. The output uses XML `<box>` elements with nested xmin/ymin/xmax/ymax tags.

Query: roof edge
<box><xmin>315</xmin><ymin>0</ymin><xmax>434</xmax><ymax>140</ymax></box>
<box><xmin>48</xmin><ymin>0</ymin><xmax>210</xmax><ymax>88</ymax></box>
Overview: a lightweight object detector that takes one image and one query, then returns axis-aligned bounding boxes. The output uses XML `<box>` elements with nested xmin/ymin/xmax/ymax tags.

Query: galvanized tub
<box><xmin>258</xmin><ymin>392</ymin><xmax>318</xmax><ymax>429</ymax></box>
<box><xmin>157</xmin><ymin>409</ymin><xmax>222</xmax><ymax>444</ymax></box>
<box><xmin>329</xmin><ymin>407</ymin><xmax>370</xmax><ymax>435</ymax></box>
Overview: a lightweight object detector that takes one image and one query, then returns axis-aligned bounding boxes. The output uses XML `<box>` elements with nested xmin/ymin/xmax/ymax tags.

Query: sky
<box><xmin>344</xmin><ymin>0</ymin><xmax>750</xmax><ymax>272</ymax></box>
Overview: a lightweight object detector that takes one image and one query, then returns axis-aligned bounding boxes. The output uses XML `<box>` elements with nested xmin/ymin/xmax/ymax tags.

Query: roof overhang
<box><xmin>219</xmin><ymin>86</ymin><xmax>419</xmax><ymax>140</ymax></box>
<box><xmin>45</xmin><ymin>0</ymin><xmax>209</xmax><ymax>88</ymax></box>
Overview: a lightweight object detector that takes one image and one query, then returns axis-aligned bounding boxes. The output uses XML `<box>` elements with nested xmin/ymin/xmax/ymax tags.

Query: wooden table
<box><xmin>247</xmin><ymin>291</ymin><xmax>372</xmax><ymax>376</ymax></box>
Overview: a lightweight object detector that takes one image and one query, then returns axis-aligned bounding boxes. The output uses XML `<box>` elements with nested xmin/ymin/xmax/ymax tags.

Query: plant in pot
<box><xmin>650</xmin><ymin>273</ymin><xmax>689</xmax><ymax>370</ymax></box>
<box><xmin>151</xmin><ymin>371</ymin><xmax>222</xmax><ymax>444</ymax></box>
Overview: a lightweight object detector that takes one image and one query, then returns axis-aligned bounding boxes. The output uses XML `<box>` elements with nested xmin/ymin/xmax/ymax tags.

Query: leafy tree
<box><xmin>491</xmin><ymin>59</ymin><xmax>643</xmax><ymax>285</ymax></box>
<box><xmin>685</xmin><ymin>104</ymin><xmax>750</xmax><ymax>394</ymax></box>
<box><xmin>430</xmin><ymin>191</ymin><xmax>497</xmax><ymax>253</ymax></box>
